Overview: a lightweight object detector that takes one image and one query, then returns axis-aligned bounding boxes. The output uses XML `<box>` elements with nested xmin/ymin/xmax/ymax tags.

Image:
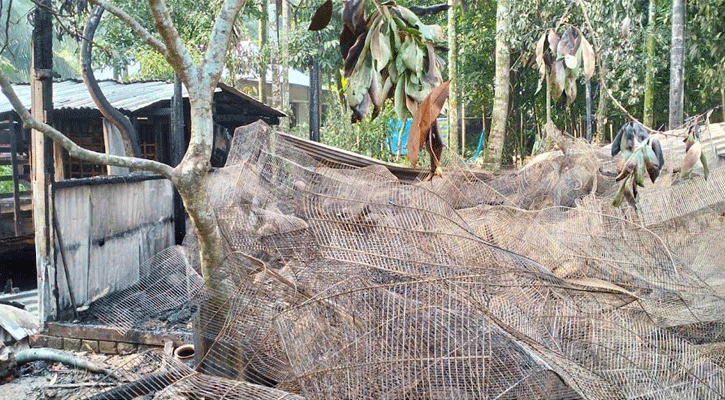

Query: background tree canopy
<box><xmin>1</xmin><ymin>0</ymin><xmax>723</xmax><ymax>166</ymax></box>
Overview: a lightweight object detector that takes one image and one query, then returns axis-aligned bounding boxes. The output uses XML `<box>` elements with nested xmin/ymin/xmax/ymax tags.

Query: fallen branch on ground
<box><xmin>1</xmin><ymin>348</ymin><xmax>123</xmax><ymax>380</ymax></box>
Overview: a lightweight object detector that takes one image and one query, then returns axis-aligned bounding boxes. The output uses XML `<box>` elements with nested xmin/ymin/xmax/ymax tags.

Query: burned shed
<box><xmin>0</xmin><ymin>79</ymin><xmax>284</xmax><ymax>322</ymax></box>
<box><xmin>0</xmin><ymin>79</ymin><xmax>284</xmax><ymax>180</ymax></box>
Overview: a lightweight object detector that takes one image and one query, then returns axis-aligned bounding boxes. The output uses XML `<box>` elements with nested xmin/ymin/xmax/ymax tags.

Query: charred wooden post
<box><xmin>31</xmin><ymin>0</ymin><xmax>56</xmax><ymax>322</ymax></box>
<box><xmin>170</xmin><ymin>75</ymin><xmax>186</xmax><ymax>245</ymax></box>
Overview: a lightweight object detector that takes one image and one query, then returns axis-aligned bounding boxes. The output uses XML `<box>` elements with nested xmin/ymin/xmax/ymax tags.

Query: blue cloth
<box><xmin>387</xmin><ymin>119</ymin><xmax>412</xmax><ymax>155</ymax></box>
<box><xmin>387</xmin><ymin>118</ymin><xmax>449</xmax><ymax>155</ymax></box>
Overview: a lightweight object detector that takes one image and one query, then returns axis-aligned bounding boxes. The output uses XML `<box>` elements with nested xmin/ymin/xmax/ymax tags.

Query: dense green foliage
<box><xmin>4</xmin><ymin>0</ymin><xmax>724</xmax><ymax>166</ymax></box>
<box><xmin>0</xmin><ymin>165</ymin><xmax>26</xmax><ymax>194</ymax></box>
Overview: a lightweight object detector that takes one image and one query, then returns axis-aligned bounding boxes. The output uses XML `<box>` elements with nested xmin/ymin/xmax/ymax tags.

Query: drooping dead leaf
<box><xmin>340</xmin><ymin>0</ymin><xmax>366</xmax><ymax>58</ymax></box>
<box><xmin>580</xmin><ymin>36</ymin><xmax>595</xmax><ymax>80</ymax></box>
<box><xmin>550</xmin><ymin>60</ymin><xmax>566</xmax><ymax>101</ymax></box>
<box><xmin>340</xmin><ymin>26</ymin><xmax>357</xmax><ymax>59</ymax></box>
<box><xmin>343</xmin><ymin>0</ymin><xmax>366</xmax><ymax>33</ymax></box>
<box><xmin>621</xmin><ymin>15</ymin><xmax>631</xmax><ymax>41</ymax></box>
<box><xmin>423</xmin><ymin>43</ymin><xmax>440</xmax><ymax>85</ymax></box>
<box><xmin>407</xmin><ymin>80</ymin><xmax>450</xmax><ymax>167</ymax></box>
<box><xmin>557</xmin><ymin>27</ymin><xmax>579</xmax><ymax>59</ymax></box>
<box><xmin>344</xmin><ymin>31</ymin><xmax>368</xmax><ymax>77</ymax></box>
<box><xmin>535</xmin><ymin>32</ymin><xmax>546</xmax><ymax>69</ymax></box>
<box><xmin>370</xmin><ymin>22</ymin><xmax>392</xmax><ymax>70</ymax></box>
<box><xmin>405</xmin><ymin>94</ymin><xmax>418</xmax><ymax>116</ymax></box>
<box><xmin>547</xmin><ymin>29</ymin><xmax>560</xmax><ymax>57</ymax></box>
<box><xmin>309</xmin><ymin>0</ymin><xmax>333</xmax><ymax>31</ymax></box>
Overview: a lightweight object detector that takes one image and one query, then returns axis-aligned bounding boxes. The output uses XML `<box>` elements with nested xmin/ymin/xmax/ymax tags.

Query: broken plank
<box><xmin>45</xmin><ymin>322</ymin><xmax>191</xmax><ymax>347</ymax></box>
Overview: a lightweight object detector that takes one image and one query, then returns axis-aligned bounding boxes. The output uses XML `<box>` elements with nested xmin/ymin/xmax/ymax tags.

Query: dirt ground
<box><xmin>1</xmin><ymin>373</ymin><xmax>48</xmax><ymax>399</ymax></box>
<box><xmin>0</xmin><ymin>350</ymin><xmax>165</xmax><ymax>400</ymax></box>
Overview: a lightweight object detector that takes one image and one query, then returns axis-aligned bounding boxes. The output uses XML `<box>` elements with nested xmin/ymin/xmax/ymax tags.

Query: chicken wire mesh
<box><xmin>83</xmin><ymin>120</ymin><xmax>725</xmax><ymax>399</ymax></box>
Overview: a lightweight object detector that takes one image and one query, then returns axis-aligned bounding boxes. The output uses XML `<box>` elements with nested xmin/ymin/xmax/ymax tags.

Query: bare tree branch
<box><xmin>147</xmin><ymin>0</ymin><xmax>197</xmax><ymax>86</ymax></box>
<box><xmin>82</xmin><ymin>5</ymin><xmax>143</xmax><ymax>158</ymax></box>
<box><xmin>0</xmin><ymin>0</ymin><xmax>12</xmax><ymax>55</ymax></box>
<box><xmin>0</xmin><ymin>72</ymin><xmax>176</xmax><ymax>179</ymax></box>
<box><xmin>203</xmin><ymin>0</ymin><xmax>247</xmax><ymax>87</ymax></box>
<box><xmin>90</xmin><ymin>0</ymin><xmax>170</xmax><ymax>61</ymax></box>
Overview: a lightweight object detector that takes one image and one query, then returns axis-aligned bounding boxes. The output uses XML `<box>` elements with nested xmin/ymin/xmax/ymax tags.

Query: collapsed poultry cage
<box><xmin>82</xmin><ymin>120</ymin><xmax>725</xmax><ymax>400</ymax></box>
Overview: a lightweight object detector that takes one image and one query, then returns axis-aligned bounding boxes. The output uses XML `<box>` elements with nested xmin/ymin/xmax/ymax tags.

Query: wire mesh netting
<box><xmin>82</xmin><ymin>120</ymin><xmax>725</xmax><ymax>399</ymax></box>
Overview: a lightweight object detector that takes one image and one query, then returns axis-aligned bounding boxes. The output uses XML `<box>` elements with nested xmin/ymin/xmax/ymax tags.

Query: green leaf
<box><xmin>389</xmin><ymin>18</ymin><xmax>401</xmax><ymax>50</ymax></box>
<box><xmin>402</xmin><ymin>36</ymin><xmax>423</xmax><ymax>72</ymax></box>
<box><xmin>389</xmin><ymin>58</ymin><xmax>399</xmax><ymax>82</ymax></box>
<box><xmin>370</xmin><ymin>19</ymin><xmax>392</xmax><ymax>71</ymax></box>
<box><xmin>418</xmin><ymin>23</ymin><xmax>444</xmax><ymax>43</ymax></box>
<box><xmin>405</xmin><ymin>73</ymin><xmax>432</xmax><ymax>102</ymax></box>
<box><xmin>394</xmin><ymin>73</ymin><xmax>408</xmax><ymax>119</ymax></box>
<box><xmin>701</xmin><ymin>152</ymin><xmax>710</xmax><ymax>180</ymax></box>
<box><xmin>346</xmin><ymin>55</ymin><xmax>373</xmax><ymax>108</ymax></box>
<box><xmin>397</xmin><ymin>36</ymin><xmax>410</xmax><ymax>72</ymax></box>
<box><xmin>635</xmin><ymin>151</ymin><xmax>645</xmax><ymax>187</ymax></box>
<box><xmin>393</xmin><ymin>6</ymin><xmax>422</xmax><ymax>29</ymax></box>
<box><xmin>612</xmin><ymin>175</ymin><xmax>630</xmax><ymax>207</ymax></box>
<box><xmin>355</xmin><ymin>16</ymin><xmax>380</xmax><ymax>72</ymax></box>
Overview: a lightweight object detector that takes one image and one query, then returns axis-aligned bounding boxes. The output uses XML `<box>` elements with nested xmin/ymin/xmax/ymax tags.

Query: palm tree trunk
<box><xmin>669</xmin><ymin>0</ymin><xmax>685</xmax><ymax>129</ymax></box>
<box><xmin>643</xmin><ymin>0</ymin><xmax>656</xmax><ymax>127</ymax></box>
<box><xmin>487</xmin><ymin>0</ymin><xmax>510</xmax><ymax>168</ymax></box>
<box><xmin>447</xmin><ymin>0</ymin><xmax>459</xmax><ymax>154</ymax></box>
<box><xmin>281</xmin><ymin>0</ymin><xmax>290</xmax><ymax>130</ymax></box>
<box><xmin>258</xmin><ymin>0</ymin><xmax>268</xmax><ymax>103</ymax></box>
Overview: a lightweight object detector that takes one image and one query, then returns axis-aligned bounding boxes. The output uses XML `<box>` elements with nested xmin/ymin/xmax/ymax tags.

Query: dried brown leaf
<box><xmin>547</xmin><ymin>29</ymin><xmax>560</xmax><ymax>56</ymax></box>
<box><xmin>557</xmin><ymin>27</ymin><xmax>579</xmax><ymax>58</ymax></box>
<box><xmin>309</xmin><ymin>0</ymin><xmax>333</xmax><ymax>31</ymax></box>
<box><xmin>342</xmin><ymin>0</ymin><xmax>365</xmax><ymax>33</ymax></box>
<box><xmin>407</xmin><ymin>80</ymin><xmax>450</xmax><ymax>167</ymax></box>
<box><xmin>344</xmin><ymin>30</ymin><xmax>368</xmax><ymax>77</ymax></box>
<box><xmin>580</xmin><ymin>36</ymin><xmax>595</xmax><ymax>81</ymax></box>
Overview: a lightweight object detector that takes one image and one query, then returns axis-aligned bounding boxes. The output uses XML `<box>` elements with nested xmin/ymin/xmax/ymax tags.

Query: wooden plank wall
<box><xmin>53</xmin><ymin>178</ymin><xmax>174</xmax><ymax>311</ymax></box>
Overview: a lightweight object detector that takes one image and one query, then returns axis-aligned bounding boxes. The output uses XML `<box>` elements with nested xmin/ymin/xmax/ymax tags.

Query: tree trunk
<box><xmin>545</xmin><ymin>75</ymin><xmax>551</xmax><ymax>124</ymax></box>
<box><xmin>270</xmin><ymin>1</ymin><xmax>281</xmax><ymax>111</ymax></box>
<box><xmin>487</xmin><ymin>0</ymin><xmax>510</xmax><ymax>168</ymax></box>
<box><xmin>178</xmin><ymin>94</ymin><xmax>234</xmax><ymax>375</ymax></box>
<box><xmin>721</xmin><ymin>85</ymin><xmax>725</xmax><ymax>123</ymax></box>
<box><xmin>447</xmin><ymin>0</ymin><xmax>459</xmax><ymax>154</ymax></box>
<box><xmin>585</xmin><ymin>79</ymin><xmax>592</xmax><ymax>142</ymax></box>
<box><xmin>669</xmin><ymin>0</ymin><xmax>685</xmax><ymax>129</ymax></box>
<box><xmin>258</xmin><ymin>0</ymin><xmax>268</xmax><ymax>103</ymax></box>
<box><xmin>281</xmin><ymin>0</ymin><xmax>290</xmax><ymax>130</ymax></box>
<box><xmin>596</xmin><ymin>64</ymin><xmax>609</xmax><ymax>140</ymax></box>
<box><xmin>3</xmin><ymin>0</ymin><xmax>248</xmax><ymax>379</ymax></box>
<box><xmin>643</xmin><ymin>0</ymin><xmax>656</xmax><ymax>128</ymax></box>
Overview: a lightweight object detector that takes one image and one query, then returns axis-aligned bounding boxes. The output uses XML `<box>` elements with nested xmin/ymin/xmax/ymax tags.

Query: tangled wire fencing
<box><xmin>82</xmin><ymin>120</ymin><xmax>725</xmax><ymax>399</ymax></box>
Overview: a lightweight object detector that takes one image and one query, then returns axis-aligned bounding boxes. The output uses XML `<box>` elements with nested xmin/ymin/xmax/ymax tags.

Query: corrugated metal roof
<box><xmin>0</xmin><ymin>80</ymin><xmax>189</xmax><ymax>114</ymax></box>
<box><xmin>277</xmin><ymin>132</ymin><xmax>492</xmax><ymax>183</ymax></box>
<box><xmin>0</xmin><ymin>79</ymin><xmax>284</xmax><ymax>117</ymax></box>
